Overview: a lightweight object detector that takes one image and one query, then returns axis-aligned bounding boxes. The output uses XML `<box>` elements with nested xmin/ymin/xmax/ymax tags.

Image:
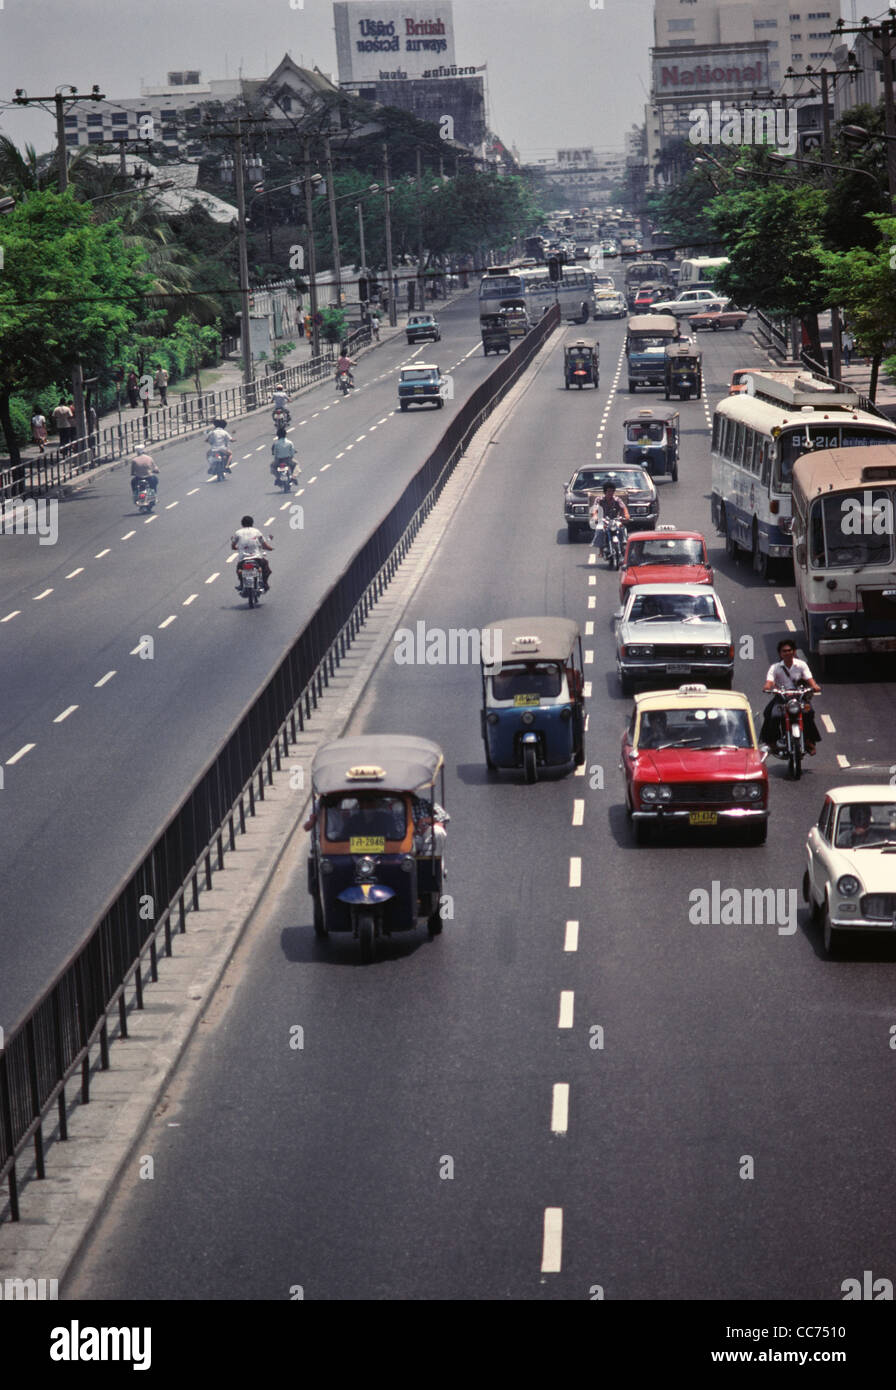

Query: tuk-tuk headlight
<box><xmin>400</xmin><ymin>855</ymin><xmax>415</xmax><ymax>874</ymax></box>
<box><xmin>521</xmin><ymin>710</ymin><xmax>536</xmax><ymax>725</ymax></box>
<box><xmin>487</xmin><ymin>712</ymin><xmax>499</xmax><ymax>725</ymax></box>
<box><xmin>320</xmin><ymin>858</ymin><xmax>334</xmax><ymax>875</ymax></box>
<box><xmin>560</xmin><ymin>707</ymin><xmax>572</xmax><ymax>721</ymax></box>
<box><xmin>357</xmin><ymin>856</ymin><xmax>376</xmax><ymax>879</ymax></box>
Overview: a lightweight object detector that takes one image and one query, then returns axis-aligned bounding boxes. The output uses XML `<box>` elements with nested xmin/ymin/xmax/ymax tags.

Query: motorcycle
<box><xmin>604</xmin><ymin>517</ymin><xmax>626</xmax><ymax>571</ymax></box>
<box><xmin>208</xmin><ymin>448</ymin><xmax>229</xmax><ymax>481</ymax></box>
<box><xmin>272</xmin><ymin>406</ymin><xmax>291</xmax><ymax>427</ymax></box>
<box><xmin>134</xmin><ymin>481</ymin><xmax>157</xmax><ymax>513</ymax></box>
<box><xmin>767</xmin><ymin>684</ymin><xmax>813</xmax><ymax>780</ymax></box>
<box><xmin>337</xmin><ymin>371</ymin><xmax>354</xmax><ymax>395</ymax></box>
<box><xmin>237</xmin><ymin>558</ymin><xmax>264</xmax><ymax>608</ymax></box>
<box><xmin>274</xmin><ymin>461</ymin><xmax>297</xmax><ymax>493</ymax></box>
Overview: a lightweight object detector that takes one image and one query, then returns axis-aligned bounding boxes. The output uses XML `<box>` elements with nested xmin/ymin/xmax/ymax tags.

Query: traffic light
<box><xmin>548</xmin><ymin>257</ymin><xmax>561</xmax><ymax>283</ymax></box>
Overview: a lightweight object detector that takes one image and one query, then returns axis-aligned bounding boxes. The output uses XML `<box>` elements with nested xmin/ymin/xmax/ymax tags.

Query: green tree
<box><xmin>821</xmin><ymin>214</ymin><xmax>896</xmax><ymax>400</ymax></box>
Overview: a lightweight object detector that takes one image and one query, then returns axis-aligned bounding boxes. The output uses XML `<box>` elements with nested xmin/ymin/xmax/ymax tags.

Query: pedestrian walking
<box><xmin>126</xmin><ymin>369</ymin><xmax>139</xmax><ymax>409</ymax></box>
<box><xmin>370</xmin><ymin>312</ymin><xmax>380</xmax><ymax>341</ymax></box>
<box><xmin>841</xmin><ymin>330</ymin><xmax>854</xmax><ymax>367</ymax></box>
<box><xmin>52</xmin><ymin>399</ymin><xmax>73</xmax><ymax>457</ymax></box>
<box><xmin>153</xmin><ymin>364</ymin><xmax>169</xmax><ymax>406</ymax></box>
<box><xmin>31</xmin><ymin>406</ymin><xmax>47</xmax><ymax>453</ymax></box>
<box><xmin>297</xmin><ymin>314</ymin><xmax>305</xmax><ymax>338</ymax></box>
<box><xmin>87</xmin><ymin>402</ymin><xmax>98</xmax><ymax>453</ymax></box>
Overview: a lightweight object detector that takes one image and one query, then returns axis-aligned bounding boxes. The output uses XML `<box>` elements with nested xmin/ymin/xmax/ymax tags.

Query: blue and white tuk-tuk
<box><xmin>480</xmin><ymin>618</ymin><xmax>586</xmax><ymax>783</ymax></box>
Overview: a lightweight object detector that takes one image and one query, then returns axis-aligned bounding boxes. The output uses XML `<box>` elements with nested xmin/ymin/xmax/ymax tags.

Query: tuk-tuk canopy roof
<box><xmin>312</xmin><ymin>735</ymin><xmax>444</xmax><ymax>796</ymax></box>
<box><xmin>482</xmin><ymin>616</ymin><xmax>581</xmax><ymax>668</ymax></box>
<box><xmin>623</xmin><ymin>406</ymin><xmax>679</xmax><ymax>425</ymax></box>
<box><xmin>565</xmin><ymin>339</ymin><xmax>597</xmax><ymax>355</ymax></box>
<box><xmin>665</xmin><ymin>342</ymin><xmax>701</xmax><ymax>359</ymax></box>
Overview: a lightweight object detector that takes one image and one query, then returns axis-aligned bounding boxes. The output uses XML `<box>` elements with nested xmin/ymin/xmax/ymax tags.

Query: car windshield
<box><xmin>324</xmin><ymin>794</ymin><xmax>407</xmax><ymax>841</ymax></box>
<box><xmin>628</xmin><ymin>593</ymin><xmax>720</xmax><ymax>623</ymax></box>
<box><xmin>490</xmin><ymin>662</ymin><xmax>563</xmax><ymax>701</ymax></box>
<box><xmin>638</xmin><ymin>707</ymin><xmax>753</xmax><ymax>750</ymax></box>
<box><xmin>627</xmin><ymin>538</ymin><xmax>705</xmax><ymax>566</ymax></box>
<box><xmin>570</xmin><ymin>469</ymin><xmax>649</xmax><ymax>493</ymax></box>
<box><xmin>834</xmin><ymin>804</ymin><xmax>896</xmax><ymax>848</ymax></box>
<box><xmin>630</xmin><ymin>335</ymin><xmax>672</xmax><ymax>348</ymax></box>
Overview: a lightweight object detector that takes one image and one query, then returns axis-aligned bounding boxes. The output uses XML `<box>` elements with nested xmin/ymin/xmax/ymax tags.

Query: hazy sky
<box><xmin>0</xmin><ymin>0</ymin><xmax>657</xmax><ymax>161</ymax></box>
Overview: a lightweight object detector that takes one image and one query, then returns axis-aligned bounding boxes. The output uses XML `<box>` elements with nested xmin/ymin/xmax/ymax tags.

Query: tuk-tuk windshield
<box><xmin>626</xmin><ymin>422</ymin><xmax>666</xmax><ymax>443</ymax></box>
<box><xmin>325</xmin><ymin>794</ymin><xmax>407</xmax><ymax>841</ymax></box>
<box><xmin>490</xmin><ymin>662</ymin><xmax>563</xmax><ymax>701</ymax></box>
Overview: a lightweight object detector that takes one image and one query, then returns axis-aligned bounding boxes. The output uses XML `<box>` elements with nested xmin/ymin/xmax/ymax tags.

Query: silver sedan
<box><xmin>615</xmin><ymin>583</ymin><xmax>734</xmax><ymax>695</ymax></box>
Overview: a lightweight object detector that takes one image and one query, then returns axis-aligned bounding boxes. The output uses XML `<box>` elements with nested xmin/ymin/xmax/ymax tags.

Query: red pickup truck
<box><xmin>688</xmin><ymin>308</ymin><xmax>749</xmax><ymax>332</ymax></box>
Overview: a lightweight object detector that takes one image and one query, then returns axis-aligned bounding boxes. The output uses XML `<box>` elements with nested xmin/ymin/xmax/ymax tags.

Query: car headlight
<box><xmin>641</xmin><ymin>784</ymin><xmax>672</xmax><ymax>802</ymax></box>
<box><xmin>703</xmin><ymin>645</ymin><xmax>731</xmax><ymax>659</ymax></box>
<box><xmin>837</xmin><ymin>875</ymin><xmax>861</xmax><ymax>897</ymax></box>
<box><xmin>624</xmin><ymin>645</ymin><xmax>654</xmax><ymax>658</ymax></box>
<box><xmin>731</xmin><ymin>784</ymin><xmax>748</xmax><ymax>800</ymax></box>
<box><xmin>825</xmin><ymin>616</ymin><xmax>851</xmax><ymax>633</ymax></box>
<box><xmin>744</xmin><ymin>783</ymin><xmax>763</xmax><ymax>800</ymax></box>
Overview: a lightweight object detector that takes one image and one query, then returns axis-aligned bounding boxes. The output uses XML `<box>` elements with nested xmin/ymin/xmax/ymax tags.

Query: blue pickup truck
<box><xmin>625</xmin><ymin>313</ymin><xmax>680</xmax><ymax>393</ymax></box>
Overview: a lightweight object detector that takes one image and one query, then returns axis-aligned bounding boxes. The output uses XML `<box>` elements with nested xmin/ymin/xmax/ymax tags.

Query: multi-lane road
<box><xmin>56</xmin><ymin>283</ymin><xmax>896</xmax><ymax>1299</ymax></box>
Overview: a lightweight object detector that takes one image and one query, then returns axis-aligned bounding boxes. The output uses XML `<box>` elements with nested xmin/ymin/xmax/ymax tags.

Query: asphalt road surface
<box><xmin>65</xmin><ymin>293</ymin><xmax>896</xmax><ymax>1300</ymax></box>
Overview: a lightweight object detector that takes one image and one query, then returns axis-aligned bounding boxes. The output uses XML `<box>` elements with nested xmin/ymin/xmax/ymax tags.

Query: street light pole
<box><xmin>324</xmin><ymin>135</ymin><xmax>343</xmax><ymax>306</ymax></box>
<box><xmin>416</xmin><ymin>147</ymin><xmax>425</xmax><ymax>312</ymax></box>
<box><xmin>383</xmin><ymin>145</ymin><xmax>397</xmax><ymax>327</ymax></box>
<box><xmin>357</xmin><ymin>201</ymin><xmax>367</xmax><ymax>280</ymax></box>
<box><xmin>304</xmin><ymin>139</ymin><xmax>321</xmax><ymax>358</ymax></box>
<box><xmin>234</xmin><ymin>120</ymin><xmax>255</xmax><ymax>398</ymax></box>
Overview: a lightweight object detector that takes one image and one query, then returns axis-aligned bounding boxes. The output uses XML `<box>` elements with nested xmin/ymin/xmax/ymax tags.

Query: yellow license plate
<box><xmin>688</xmin><ymin>811</ymin><xmax>718</xmax><ymax>826</ymax></box>
<box><xmin>513</xmin><ymin>694</ymin><xmax>540</xmax><ymax>706</ymax></box>
<box><xmin>349</xmin><ymin>836</ymin><xmax>386</xmax><ymax>853</ymax></box>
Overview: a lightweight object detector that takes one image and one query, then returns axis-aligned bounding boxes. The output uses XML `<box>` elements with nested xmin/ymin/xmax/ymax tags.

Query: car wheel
<box><xmin>671</xmin><ymin>461</ymin><xmax>679</xmax><ymax>482</ymax></box>
<box><xmin>567</xmin><ymin>522</ymin><xmax>578</xmax><ymax>542</ymax></box>
<box><xmin>823</xmin><ymin>903</ymin><xmax>840</xmax><ymax>957</ymax></box>
<box><xmin>723</xmin><ymin>509</ymin><xmax>738</xmax><ymax>561</ymax></box>
<box><xmin>634</xmin><ymin>818</ymin><xmax>652</xmax><ymax>845</ymax></box>
<box><xmin>803</xmin><ymin>869</ymin><xmax>821</xmax><ymax>924</ymax></box>
<box><xmin>747</xmin><ymin>820</ymin><xmax>768</xmax><ymax>846</ymax></box>
<box><xmin>436</xmin><ymin>398</ymin><xmax>444</xmax><ymax>408</ymax></box>
<box><xmin>400</xmin><ymin>401</ymin><xmax>408</xmax><ymax>411</ymax></box>
<box><xmin>620</xmin><ymin>673</ymin><xmax>634</xmax><ymax>696</ymax></box>
<box><xmin>628</xmin><ymin>381</ymin><xmax>635</xmax><ymax>393</ymax></box>
<box><xmin>752</xmin><ymin>523</ymin><xmax>769</xmax><ymax>579</ymax></box>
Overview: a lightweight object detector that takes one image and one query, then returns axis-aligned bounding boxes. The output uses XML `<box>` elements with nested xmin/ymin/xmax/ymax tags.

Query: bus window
<box><xmin>817</xmin><ymin>490</ymin><xmax>894</xmax><ymax>568</ymax></box>
<box><xmin>809</xmin><ymin>502</ymin><xmax>825</xmax><ymax>567</ymax></box>
<box><xmin>712</xmin><ymin>415</ymin><xmax>723</xmax><ymax>452</ymax></box>
<box><xmin>732</xmin><ymin>421</ymin><xmax>745</xmax><ymax>468</ymax></box>
<box><xmin>760</xmin><ymin>438</ymin><xmax>772</xmax><ymax>487</ymax></box>
<box><xmin>744</xmin><ymin>429</ymin><xmax>758</xmax><ymax>474</ymax></box>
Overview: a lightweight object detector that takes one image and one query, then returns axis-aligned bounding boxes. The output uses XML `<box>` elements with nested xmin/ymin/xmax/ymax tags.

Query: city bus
<box><xmin>791</xmin><ymin>444</ymin><xmax>896</xmax><ymax>663</ymax></box>
<box><xmin>479</xmin><ymin>264</ymin><xmax>595</xmax><ymax>325</ymax></box>
<box><xmin>624</xmin><ymin>258</ymin><xmax>673</xmax><ymax>306</ymax></box>
<box><xmin>710</xmin><ymin>370</ymin><xmax>896</xmax><ymax>578</ymax></box>
<box><xmin>679</xmin><ymin>256</ymin><xmax>729</xmax><ymax>288</ymax></box>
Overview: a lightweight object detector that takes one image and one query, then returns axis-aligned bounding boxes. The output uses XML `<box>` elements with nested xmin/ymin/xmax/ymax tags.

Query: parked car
<box><xmin>651</xmin><ymin>288</ymin><xmax>730</xmax><ymax>317</ymax></box>
<box><xmin>803</xmin><ymin>786</ymin><xmax>896</xmax><ymax>955</ymax></box>
<box><xmin>621</xmin><ymin>684</ymin><xmax>768</xmax><ymax>844</ymax></box>
<box><xmin>593</xmin><ymin>289</ymin><xmax>627</xmax><ymax>319</ymax></box>
<box><xmin>619</xmin><ymin>528</ymin><xmax>714</xmax><ymax>603</ymax></box>
<box><xmin>614</xmin><ymin>583</ymin><xmax>734</xmax><ymax>693</ymax></box>
<box><xmin>406</xmin><ymin>313</ymin><xmax>441</xmax><ymax>344</ymax></box>
<box><xmin>398</xmin><ymin>364</ymin><xmax>446</xmax><ymax>410</ymax></box>
<box><xmin>564</xmin><ymin>465</ymin><xmax>659</xmax><ymax>542</ymax></box>
<box><xmin>689</xmin><ymin>308</ymin><xmax>748</xmax><ymax>332</ymax></box>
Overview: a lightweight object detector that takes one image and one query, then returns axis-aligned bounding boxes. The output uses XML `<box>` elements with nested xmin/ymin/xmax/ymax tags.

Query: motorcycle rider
<box><xmin>271</xmin><ymin>384</ymin><xmax>291</xmax><ymax>424</ymax></box>
<box><xmin>760</xmin><ymin>639</ymin><xmax>822</xmax><ymax>753</ymax></box>
<box><xmin>336</xmin><ymin>349</ymin><xmax>355</xmax><ymax>388</ymax></box>
<box><xmin>270</xmin><ymin>424</ymin><xmax>299</xmax><ymax>482</ymax></box>
<box><xmin>590</xmin><ymin>481</ymin><xmax>630</xmax><ymax>556</ymax></box>
<box><xmin>206</xmin><ymin>418</ymin><xmax>234</xmax><ymax>474</ymax></box>
<box><xmin>231</xmin><ymin>514</ymin><xmax>273</xmax><ymax>592</ymax></box>
<box><xmin>130</xmin><ymin>450</ymin><xmax>159</xmax><ymax>503</ymax></box>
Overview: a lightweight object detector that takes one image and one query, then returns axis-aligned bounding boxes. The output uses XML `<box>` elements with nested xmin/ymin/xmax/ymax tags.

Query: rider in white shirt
<box><xmin>760</xmin><ymin>639</ymin><xmax>822</xmax><ymax>751</ymax></box>
<box><xmin>271</xmin><ymin>386</ymin><xmax>290</xmax><ymax>421</ymax></box>
<box><xmin>206</xmin><ymin>418</ymin><xmax>234</xmax><ymax>472</ymax></box>
<box><xmin>270</xmin><ymin>426</ymin><xmax>298</xmax><ymax>479</ymax></box>
<box><xmin>230</xmin><ymin>514</ymin><xmax>273</xmax><ymax>591</ymax></box>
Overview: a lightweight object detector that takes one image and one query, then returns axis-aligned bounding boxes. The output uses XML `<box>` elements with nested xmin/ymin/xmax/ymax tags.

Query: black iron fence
<box><xmin>0</xmin><ymin>305</ymin><xmax>559</xmax><ymax>1221</ymax></box>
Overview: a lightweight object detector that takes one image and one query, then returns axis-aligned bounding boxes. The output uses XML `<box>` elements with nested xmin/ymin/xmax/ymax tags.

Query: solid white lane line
<box><xmin>6</xmin><ymin>743</ymin><xmax>35</xmax><ymax>765</ymax></box>
<box><xmin>187</xmin><ymin>488</ymin><xmax>200</xmax><ymax>495</ymax></box>
<box><xmin>165</xmin><ymin>502</ymin><xmax>178</xmax><ymax>510</ymax></box>
<box><xmin>572</xmin><ymin>800</ymin><xmax>584</xmax><ymax>827</ymax></box>
<box><xmin>569</xmin><ymin>858</ymin><xmax>581</xmax><ymax>888</ymax></box>
<box><xmin>158</xmin><ymin>615</ymin><xmax>176</xmax><ymax>629</ymax></box>
<box><xmin>33</xmin><ymin>589</ymin><xmax>53</xmax><ymax>601</ymax></box>
<box><xmin>66</xmin><ymin>568</ymin><xmax>84</xmax><ymax>579</ymax></box>
<box><xmin>121</xmin><ymin>531</ymin><xmax>136</xmax><ymax>540</ymax></box>
<box><xmin>774</xmin><ymin>593</ymin><xmax>786</xmax><ymax>608</ymax></box>
<box><xmin>205</xmin><ymin>572</ymin><xmax>220</xmax><ymax>584</ymax></box>
<box><xmin>564</xmin><ymin>920</ymin><xmax>579</xmax><ymax>952</ymax></box>
<box><xmin>182</xmin><ymin>595</ymin><xmax>198</xmax><ymax>606</ymax></box>
<box><xmin>94</xmin><ymin>671</ymin><xmax>116</xmax><ymax>687</ymax></box>
<box><xmin>95</xmin><ymin>549</ymin><xmax>110</xmax><ymax>558</ymax></box>
<box><xmin>538</xmin><ymin>1212</ymin><xmax>558</xmax><ymax>1273</ymax></box>
<box><xmin>821</xmin><ymin>713</ymin><xmax>836</xmax><ymax>733</ymax></box>
<box><xmin>53</xmin><ymin>705</ymin><xmax>78</xmax><ymax>724</ymax></box>
<box><xmin>558</xmin><ymin>993</ymin><xmax>574</xmax><ymax>1029</ymax></box>
<box><xmin>551</xmin><ymin>1084</ymin><xmax>570</xmax><ymax>1135</ymax></box>
<box><xmin>836</xmin><ymin>753</ymin><xmax>850</xmax><ymax>768</ymax></box>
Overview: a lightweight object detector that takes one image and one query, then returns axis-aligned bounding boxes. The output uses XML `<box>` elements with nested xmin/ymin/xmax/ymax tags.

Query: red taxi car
<box><xmin>621</xmin><ymin>684</ymin><xmax>769</xmax><ymax>844</ymax></box>
<box><xmin>619</xmin><ymin>526</ymin><xmax>713</xmax><ymax>604</ymax></box>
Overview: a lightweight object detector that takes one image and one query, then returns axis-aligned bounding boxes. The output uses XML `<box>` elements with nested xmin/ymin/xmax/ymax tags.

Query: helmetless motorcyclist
<box><xmin>590</xmin><ymin>481</ymin><xmax>629</xmax><ymax>556</ymax></box>
<box><xmin>231</xmin><ymin>514</ymin><xmax>273</xmax><ymax>592</ymax></box>
<box><xmin>130</xmin><ymin>451</ymin><xmax>159</xmax><ymax>502</ymax></box>
<box><xmin>336</xmin><ymin>351</ymin><xmax>355</xmax><ymax>387</ymax></box>
<box><xmin>760</xmin><ymin>639</ymin><xmax>822</xmax><ymax>753</ymax></box>
<box><xmin>206</xmin><ymin>418</ymin><xmax>234</xmax><ymax>473</ymax></box>
<box><xmin>270</xmin><ymin>425</ymin><xmax>298</xmax><ymax>480</ymax></box>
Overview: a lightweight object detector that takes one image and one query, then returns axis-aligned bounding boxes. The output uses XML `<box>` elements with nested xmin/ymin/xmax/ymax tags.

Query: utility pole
<box><xmin>233</xmin><ymin>119</ymin><xmax>255</xmax><ymax>398</ymax></box>
<box><xmin>416</xmin><ymin>147</ymin><xmax>425</xmax><ymax>311</ymax></box>
<box><xmin>383</xmin><ymin>145</ymin><xmax>396</xmax><ymax>327</ymax></box>
<box><xmin>324</xmin><ymin>135</ymin><xmax>343</xmax><ymax>306</ymax></box>
<box><xmin>13</xmin><ymin>85</ymin><xmax>105</xmax><ymax>458</ymax></box>
<box><xmin>836</xmin><ymin>16</ymin><xmax>896</xmax><ymax>211</ymax></box>
<box><xmin>304</xmin><ymin>139</ymin><xmax>321</xmax><ymax>357</ymax></box>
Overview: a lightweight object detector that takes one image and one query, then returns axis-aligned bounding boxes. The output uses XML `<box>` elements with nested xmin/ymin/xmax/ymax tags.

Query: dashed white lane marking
<box><xmin>572</xmin><ymin>799</ymin><xmax>585</xmax><ymax>826</ymax></box>
<box><xmin>584</xmin><ymin>681</ymin><xmax>593</xmax><ymax>698</ymax></box>
<box><xmin>187</xmin><ymin>488</ymin><xmax>200</xmax><ymax>496</ymax></box>
<box><xmin>774</xmin><ymin>593</ymin><xmax>786</xmax><ymax>608</ymax></box>
<box><xmin>95</xmin><ymin>548</ymin><xmax>110</xmax><ymax>558</ymax></box>
<box><xmin>299</xmin><ymin>420</ymin><xmax>308</xmax><ymax>426</ymax></box>
<box><xmin>296</xmin><ymin>487</ymin><xmax>305</xmax><ymax>496</ymax></box>
<box><xmin>369</xmin><ymin>425</ymin><xmax>377</xmax><ymax>432</ymax></box>
<box><xmin>130</xmin><ymin>641</ymin><xmax>147</xmax><ymax>655</ymax></box>
<box><xmin>307</xmin><ymin>475</ymin><xmax>317</xmax><ymax>485</ymax></box>
<box><xmin>821</xmin><ymin>714</ymin><xmax>836</xmax><ymax>734</ymax></box>
<box><xmin>584</xmin><ymin>649</ymin><xmax>594</xmax><ymax>665</ymax></box>
<box><xmin>243</xmin><ymin>454</ymin><xmax>254</xmax><ymax>461</ymax></box>
<box><xmin>255</xmin><ymin>445</ymin><xmax>265</xmax><ymax>452</ymax></box>
<box><xmin>584</xmin><ymin>714</ymin><xmax>590</xmax><ymax>732</ymax></box>
<box><xmin>785</xmin><ymin>618</ymin><xmax>796</xmax><ymax>632</ymax></box>
<box><xmin>569</xmin><ymin>858</ymin><xmax>582</xmax><ymax>888</ymax></box>
<box><xmin>66</xmin><ymin>568</ymin><xmax>84</xmax><ymax>579</ymax></box>
<box><xmin>378</xmin><ymin>417</ymin><xmax>388</xmax><ymax>424</ymax></box>
<box><xmin>585</xmin><ymin>621</ymin><xmax>594</xmax><ymax>636</ymax></box>
<box><xmin>311</xmin><ymin>412</ymin><xmax>320</xmax><ymax>419</ymax></box>
<box><xmin>33</xmin><ymin>589</ymin><xmax>53</xmax><ymax>601</ymax></box>
<box><xmin>574</xmin><ymin>762</ymin><xmax>586</xmax><ymax>777</ymax></box>
<box><xmin>587</xmin><ymin>595</ymin><xmax>595</xmax><ymax>609</ymax></box>
<box><xmin>564</xmin><ymin>921</ymin><xmax>579</xmax><ymax>952</ymax></box>
<box><xmin>345</xmin><ymin>444</ymin><xmax>354</xmax><ymax>451</ymax></box>
<box><xmin>836</xmin><ymin>753</ymin><xmax>850</xmax><ymax>768</ymax></box>
<box><xmin>158</xmin><ymin>615</ymin><xmax>177</xmax><ymax>629</ymax></box>
<box><xmin>6</xmin><ymin>743</ymin><xmax>35</xmax><ymax>765</ymax></box>
<box><xmin>183</xmin><ymin>595</ymin><xmax>198</xmax><ymax>607</ymax></box>
<box><xmin>2</xmin><ymin>611</ymin><xmax>21</xmax><ymax>623</ymax></box>
<box><xmin>588</xmin><ymin>574</ymin><xmax>596</xmax><ymax>586</ymax></box>
<box><xmin>321</xmin><ymin>463</ymin><xmax>331</xmax><ymax>472</ymax></box>
<box><xmin>336</xmin><ymin>451</ymin><xmax>345</xmax><ymax>459</ymax></box>
<box><xmin>121</xmin><ymin>531</ymin><xmax>136</xmax><ymax>540</ymax></box>
<box><xmin>165</xmin><ymin>502</ymin><xmax>178</xmax><ymax>510</ymax></box>
<box><xmin>356</xmin><ymin>434</ymin><xmax>366</xmax><ymax>442</ymax></box>
<box><xmin>263</xmin><ymin>516</ymin><xmax>275</xmax><ymax>526</ymax></box>
<box><xmin>551</xmin><ymin>1084</ymin><xmax>570</xmax><ymax>1135</ymax></box>
<box><xmin>280</xmin><ymin>500</ymin><xmax>292</xmax><ymax>511</ymax></box>
<box><xmin>226</xmin><ymin>553</ymin><xmax>237</xmax><ymax>565</ymax></box>
<box><xmin>558</xmin><ymin>991</ymin><xmax>575</xmax><ymax>1029</ymax></box>
<box><xmin>53</xmin><ymin>705</ymin><xmax>78</xmax><ymax>724</ymax></box>
<box><xmin>588</xmin><ymin>552</ymin><xmax>596</xmax><ymax>566</ymax></box>
<box><xmin>144</xmin><ymin>515</ymin><xmax>156</xmax><ymax>524</ymax></box>
<box><xmin>205</xmin><ymin>573</ymin><xmax>220</xmax><ymax>584</ymax></box>
<box><xmin>541</xmin><ymin>1208</ymin><xmax>563</xmax><ymax>1273</ymax></box>
<box><xmin>94</xmin><ymin>671</ymin><xmax>116</xmax><ymax>687</ymax></box>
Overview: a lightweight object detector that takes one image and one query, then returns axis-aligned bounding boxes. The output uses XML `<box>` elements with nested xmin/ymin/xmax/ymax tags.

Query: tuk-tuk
<box><xmin>480</xmin><ymin>618</ymin><xmax>586</xmax><ymax>782</ymax></box>
<box><xmin>307</xmin><ymin>734</ymin><xmax>447</xmax><ymax>961</ymax></box>
<box><xmin>564</xmin><ymin>339</ymin><xmax>600</xmax><ymax>389</ymax></box>
<box><xmin>481</xmin><ymin>314</ymin><xmax>511</xmax><ymax>355</ymax></box>
<box><xmin>663</xmin><ymin>342</ymin><xmax>703</xmax><ymax>401</ymax></box>
<box><xmin>622</xmin><ymin>407</ymin><xmax>679</xmax><ymax>481</ymax></box>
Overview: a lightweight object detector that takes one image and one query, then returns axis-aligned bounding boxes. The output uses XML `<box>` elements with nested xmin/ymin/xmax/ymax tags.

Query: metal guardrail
<box><xmin>0</xmin><ymin>305</ymin><xmax>559</xmax><ymax>1222</ymax></box>
<box><xmin>754</xmin><ymin>310</ymin><xmax>791</xmax><ymax>358</ymax></box>
<box><xmin>797</xmin><ymin>350</ymin><xmax>889</xmax><ymax>420</ymax></box>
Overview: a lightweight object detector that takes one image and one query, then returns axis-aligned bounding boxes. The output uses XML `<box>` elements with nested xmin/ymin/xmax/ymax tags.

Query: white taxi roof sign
<box><xmin>345</xmin><ymin>765</ymin><xmax>387</xmax><ymax>781</ymax></box>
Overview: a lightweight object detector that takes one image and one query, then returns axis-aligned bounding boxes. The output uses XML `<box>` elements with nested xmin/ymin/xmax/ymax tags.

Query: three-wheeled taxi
<box><xmin>481</xmin><ymin>314</ymin><xmax>511</xmax><ymax>355</ymax></box>
<box><xmin>307</xmin><ymin>735</ymin><xmax>447</xmax><ymax>961</ymax></box>
<box><xmin>622</xmin><ymin>407</ymin><xmax>679</xmax><ymax>481</ymax></box>
<box><xmin>480</xmin><ymin>618</ymin><xmax>586</xmax><ymax>783</ymax></box>
<box><xmin>663</xmin><ymin>342</ymin><xmax>703</xmax><ymax>401</ymax></box>
<box><xmin>564</xmin><ymin>340</ymin><xmax>600</xmax><ymax>390</ymax></box>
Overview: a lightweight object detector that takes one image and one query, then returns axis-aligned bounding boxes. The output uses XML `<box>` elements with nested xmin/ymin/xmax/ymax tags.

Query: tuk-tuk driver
<box><xmin>590</xmin><ymin>481</ymin><xmax>630</xmax><ymax>556</ymax></box>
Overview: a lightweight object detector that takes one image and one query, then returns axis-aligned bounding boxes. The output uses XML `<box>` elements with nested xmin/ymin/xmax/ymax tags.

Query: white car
<box><xmin>593</xmin><ymin>289</ymin><xmax>627</xmax><ymax>318</ymax></box>
<box><xmin>803</xmin><ymin>786</ymin><xmax>896</xmax><ymax>955</ymax></box>
<box><xmin>614</xmin><ymin>583</ymin><xmax>734</xmax><ymax>694</ymax></box>
<box><xmin>651</xmin><ymin>288</ymin><xmax>730</xmax><ymax>317</ymax></box>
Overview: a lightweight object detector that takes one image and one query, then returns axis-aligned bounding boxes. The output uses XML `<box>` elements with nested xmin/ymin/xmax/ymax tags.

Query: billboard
<box><xmin>334</xmin><ymin>2</ymin><xmax>457</xmax><ymax>85</ymax></box>
<box><xmin>652</xmin><ymin>43</ymin><xmax>770</xmax><ymax>104</ymax></box>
